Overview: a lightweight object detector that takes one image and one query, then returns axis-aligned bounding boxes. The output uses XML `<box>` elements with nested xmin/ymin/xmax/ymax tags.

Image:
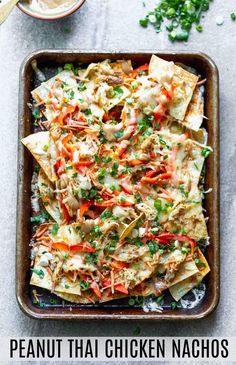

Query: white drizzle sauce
<box><xmin>180</xmin><ymin>283</ymin><xmax>206</xmax><ymax>309</ymax></box>
<box><xmin>142</xmin><ymin>297</ymin><xmax>163</xmax><ymax>313</ymax></box>
<box><xmin>31</xmin><ymin>172</ymin><xmax>40</xmax><ymax>213</ymax></box>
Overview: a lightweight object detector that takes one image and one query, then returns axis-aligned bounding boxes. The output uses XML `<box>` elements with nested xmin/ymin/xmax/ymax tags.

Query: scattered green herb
<box><xmin>64</xmin><ymin>63</ymin><xmax>74</xmax><ymax>71</ymax></box>
<box><xmin>51</xmin><ymin>223</ymin><xmax>59</xmax><ymax>236</ymax></box>
<box><xmin>32</xmin><ymin>106</ymin><xmax>40</xmax><ymax>119</ymax></box>
<box><xmin>78</xmin><ymin>82</ymin><xmax>87</xmax><ymax>91</ymax></box>
<box><xmin>201</xmin><ymin>146</ymin><xmax>212</xmax><ymax>158</ymax></box>
<box><xmin>98</xmin><ymin>167</ymin><xmax>106</xmax><ymax>183</ymax></box>
<box><xmin>128</xmin><ymin>298</ymin><xmax>136</xmax><ymax>306</ymax></box>
<box><xmin>84</xmin><ymin>108</ymin><xmax>92</xmax><ymax>116</ymax></box>
<box><xmin>113</xmin><ymin>85</ymin><xmax>124</xmax><ymax>98</ymax></box>
<box><xmin>156</xmin><ymin>294</ymin><xmax>165</xmax><ymax>305</ymax></box>
<box><xmin>34</xmin><ymin>165</ymin><xmax>40</xmax><ymax>173</ymax></box>
<box><xmin>181</xmin><ymin>247</ymin><xmax>191</xmax><ymax>254</ymax></box>
<box><xmin>30</xmin><ymin>211</ymin><xmax>50</xmax><ymax>224</ymax></box>
<box><xmin>100</xmin><ymin>210</ymin><xmax>113</xmax><ymax>220</ymax></box>
<box><xmin>114</xmin><ymin>129</ymin><xmax>124</xmax><ymax>139</ymax></box>
<box><xmin>147</xmin><ymin>240</ymin><xmax>159</xmax><ymax>255</ymax></box>
<box><xmin>50</xmin><ymin>298</ymin><xmax>57</xmax><ymax>305</ymax></box>
<box><xmin>179</xmin><ymin>184</ymin><xmax>189</xmax><ymax>198</ymax></box>
<box><xmin>137</xmin><ymin>115</ymin><xmax>153</xmax><ymax>133</ymax></box>
<box><xmin>195</xmin><ymin>258</ymin><xmax>206</xmax><ymax>267</ymax></box>
<box><xmin>80</xmin><ymin>280</ymin><xmax>90</xmax><ymax>291</ymax></box>
<box><xmin>171</xmin><ymin>301</ymin><xmax>178</xmax><ymax>310</ymax></box>
<box><xmin>31</xmin><ymin>268</ymin><xmax>44</xmax><ymax>279</ymax></box>
<box><xmin>62</xmin><ymin>26</ymin><xmax>71</xmax><ymax>34</ymax></box>
<box><xmin>110</xmin><ymin>162</ymin><xmax>119</xmax><ymax>177</ymax></box>
<box><xmin>133</xmin><ymin>326</ymin><xmax>141</xmax><ymax>335</ymax></box>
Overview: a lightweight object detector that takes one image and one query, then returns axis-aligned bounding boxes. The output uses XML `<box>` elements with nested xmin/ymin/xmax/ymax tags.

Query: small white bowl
<box><xmin>18</xmin><ymin>0</ymin><xmax>86</xmax><ymax>20</ymax></box>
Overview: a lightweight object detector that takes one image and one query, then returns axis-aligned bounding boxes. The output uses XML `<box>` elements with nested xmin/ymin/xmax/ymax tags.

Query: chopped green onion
<box><xmin>139</xmin><ymin>0</ymin><xmax>211</xmax><ymax>42</ymax></box>
<box><xmin>156</xmin><ymin>295</ymin><xmax>164</xmax><ymax>304</ymax></box>
<box><xmin>139</xmin><ymin>17</ymin><xmax>149</xmax><ymax>27</ymax></box>
<box><xmin>201</xmin><ymin>147</ymin><xmax>212</xmax><ymax>157</ymax></box>
<box><xmin>128</xmin><ymin>298</ymin><xmax>136</xmax><ymax>306</ymax></box>
<box><xmin>31</xmin><ymin>268</ymin><xmax>44</xmax><ymax>279</ymax></box>
<box><xmin>171</xmin><ymin>301</ymin><xmax>178</xmax><ymax>310</ymax></box>
<box><xmin>51</xmin><ymin>223</ymin><xmax>59</xmax><ymax>236</ymax></box>
<box><xmin>196</xmin><ymin>24</ymin><xmax>203</xmax><ymax>32</ymax></box>
<box><xmin>231</xmin><ymin>13</ymin><xmax>236</xmax><ymax>21</ymax></box>
<box><xmin>64</xmin><ymin>63</ymin><xmax>73</xmax><ymax>71</ymax></box>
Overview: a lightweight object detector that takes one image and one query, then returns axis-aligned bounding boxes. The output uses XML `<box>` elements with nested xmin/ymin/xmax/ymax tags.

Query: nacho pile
<box><xmin>22</xmin><ymin>55</ymin><xmax>211</xmax><ymax>306</ymax></box>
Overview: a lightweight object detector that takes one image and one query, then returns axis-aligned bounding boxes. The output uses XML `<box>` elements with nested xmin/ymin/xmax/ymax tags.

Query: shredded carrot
<box><xmin>46</xmin><ymin>266</ymin><xmax>53</xmax><ymax>276</ymax></box>
<box><xmin>111</xmin><ymin>270</ymin><xmax>115</xmax><ymax>294</ymax></box>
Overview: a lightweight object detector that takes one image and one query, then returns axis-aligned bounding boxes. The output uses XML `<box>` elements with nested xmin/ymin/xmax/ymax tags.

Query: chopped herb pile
<box><xmin>139</xmin><ymin>0</ymin><xmax>212</xmax><ymax>42</ymax></box>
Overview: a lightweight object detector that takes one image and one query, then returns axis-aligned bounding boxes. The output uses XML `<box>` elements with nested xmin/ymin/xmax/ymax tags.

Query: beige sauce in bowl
<box><xmin>24</xmin><ymin>0</ymin><xmax>77</xmax><ymax>15</ymax></box>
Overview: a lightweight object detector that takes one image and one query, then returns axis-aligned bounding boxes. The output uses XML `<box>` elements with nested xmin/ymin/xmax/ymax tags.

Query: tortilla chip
<box><xmin>118</xmin><ymin>254</ymin><xmax>160</xmax><ymax>290</ymax></box>
<box><xmin>32</xmin><ymin>70</ymin><xmax>77</xmax><ymax>102</ymax></box>
<box><xmin>184</xmin><ymin>86</ymin><xmax>204</xmax><ymax>131</ymax></box>
<box><xmin>31</xmin><ymin>70</ymin><xmax>79</xmax><ymax>122</ymax></box>
<box><xmin>38</xmin><ymin>169</ymin><xmax>61</xmax><ymax>223</ymax></box>
<box><xmin>30</xmin><ymin>246</ymin><xmax>82</xmax><ymax>296</ymax></box>
<box><xmin>149</xmin><ymin>55</ymin><xmax>198</xmax><ymax>121</ymax></box>
<box><xmin>80</xmin><ymin>60</ymin><xmax>131</xmax><ymax>116</ymax></box>
<box><xmin>168</xmin><ymin>120</ymin><xmax>208</xmax><ymax>144</ymax></box>
<box><xmin>54</xmin><ymin>292</ymin><xmax>91</xmax><ymax>304</ymax></box>
<box><xmin>159</xmin><ymin>249</ymin><xmax>186</xmax><ymax>266</ymax></box>
<box><xmin>167</xmin><ymin>260</ymin><xmax>199</xmax><ymax>287</ymax></box>
<box><xmin>21</xmin><ymin>131</ymin><xmax>57</xmax><ymax>182</ymax></box>
<box><xmin>111</xmin><ymin>245</ymin><xmax>149</xmax><ymax>263</ymax></box>
<box><xmin>119</xmin><ymin>213</ymin><xmax>144</xmax><ymax>240</ymax></box>
<box><xmin>174</xmin><ymin>138</ymin><xmax>205</xmax><ymax>187</ymax></box>
<box><xmin>48</xmin><ymin>223</ymin><xmax>83</xmax><ymax>246</ymax></box>
<box><xmin>100</xmin><ymin>291</ymin><xmax>127</xmax><ymax>303</ymax></box>
<box><xmin>130</xmin><ymin>283</ymin><xmax>154</xmax><ymax>297</ymax></box>
<box><xmin>169</xmin><ymin>249</ymin><xmax>210</xmax><ymax>301</ymax></box>
<box><xmin>164</xmin><ymin>193</ymin><xmax>208</xmax><ymax>241</ymax></box>
<box><xmin>132</xmin><ymin>259</ymin><xmax>198</xmax><ymax>298</ymax></box>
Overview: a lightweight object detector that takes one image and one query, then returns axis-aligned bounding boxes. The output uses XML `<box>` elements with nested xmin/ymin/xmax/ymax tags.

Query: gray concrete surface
<box><xmin>0</xmin><ymin>0</ymin><xmax>235</xmax><ymax>363</ymax></box>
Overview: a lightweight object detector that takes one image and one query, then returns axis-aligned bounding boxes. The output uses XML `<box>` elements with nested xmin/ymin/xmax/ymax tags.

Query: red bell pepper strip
<box><xmin>90</xmin><ymin>281</ymin><xmax>102</xmax><ymax>299</ymax></box>
<box><xmin>75</xmin><ymin>161</ymin><xmax>94</xmax><ymax>168</ymax></box>
<box><xmin>76</xmin><ymin>241</ymin><xmax>96</xmax><ymax>253</ymax></box>
<box><xmin>55</xmin><ymin>159</ymin><xmax>65</xmax><ymax>176</ymax></box>
<box><xmin>145</xmin><ymin>169</ymin><xmax>161</xmax><ymax>178</ymax></box>
<box><xmin>61</xmin><ymin>133</ymin><xmax>73</xmax><ymax>145</ymax></box>
<box><xmin>117</xmin><ymin>201</ymin><xmax>134</xmax><ymax>207</ymax></box>
<box><xmin>115</xmin><ymin>284</ymin><xmax>129</xmax><ymax>294</ymax></box>
<box><xmin>157</xmin><ymin>232</ymin><xmax>196</xmax><ymax>255</ymax></box>
<box><xmin>116</xmin><ymin>141</ymin><xmax>129</xmax><ymax>157</ymax></box>
<box><xmin>51</xmin><ymin>242</ymin><xmax>69</xmax><ymax>251</ymax></box>
<box><xmin>141</xmin><ymin>172</ymin><xmax>172</xmax><ymax>185</ymax></box>
<box><xmin>110</xmin><ymin>261</ymin><xmax>130</xmax><ymax>270</ymax></box>
<box><xmin>128</xmin><ymin>159</ymin><xmax>144</xmax><ymax>166</ymax></box>
<box><xmin>94</xmin><ymin>200</ymin><xmax>114</xmax><ymax>208</ymax></box>
<box><xmin>101</xmin><ymin>278</ymin><xmax>129</xmax><ymax>295</ymax></box>
<box><xmin>56</xmin><ymin>105</ymin><xmax>76</xmax><ymax>125</ymax></box>
<box><xmin>79</xmin><ymin>200</ymin><xmax>94</xmax><ymax>217</ymax></box>
<box><xmin>103</xmin><ymin>112</ymin><xmax>109</xmax><ymax>123</ymax></box>
<box><xmin>102</xmin><ymin>278</ymin><xmax>112</xmax><ymax>287</ymax></box>
<box><xmin>121</xmin><ymin>186</ymin><xmax>132</xmax><ymax>195</ymax></box>
<box><xmin>129</xmin><ymin>63</ymin><xmax>149</xmax><ymax>78</ymax></box>
<box><xmin>51</xmin><ymin>241</ymin><xmax>96</xmax><ymax>253</ymax></box>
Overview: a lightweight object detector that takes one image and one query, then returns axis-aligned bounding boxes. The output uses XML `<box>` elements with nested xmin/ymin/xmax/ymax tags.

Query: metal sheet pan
<box><xmin>16</xmin><ymin>50</ymin><xmax>219</xmax><ymax>320</ymax></box>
